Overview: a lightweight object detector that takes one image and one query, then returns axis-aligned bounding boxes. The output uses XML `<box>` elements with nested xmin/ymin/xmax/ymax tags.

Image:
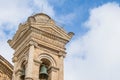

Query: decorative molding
<box><xmin>39</xmin><ymin>53</ymin><xmax>57</xmax><ymax>67</ymax></box>
<box><xmin>25</xmin><ymin>77</ymin><xmax>33</xmax><ymax>80</ymax></box>
<box><xmin>0</xmin><ymin>72</ymin><xmax>10</xmax><ymax>80</ymax></box>
<box><xmin>31</xmin><ymin>31</ymin><xmax>65</xmax><ymax>48</ymax></box>
<box><xmin>58</xmin><ymin>51</ymin><xmax>66</xmax><ymax>58</ymax></box>
<box><xmin>14</xmin><ymin>46</ymin><xmax>29</xmax><ymax>59</ymax></box>
<box><xmin>48</xmin><ymin>66</ymin><xmax>59</xmax><ymax>72</ymax></box>
<box><xmin>12</xmin><ymin>56</ymin><xmax>18</xmax><ymax>62</ymax></box>
<box><xmin>0</xmin><ymin>55</ymin><xmax>13</xmax><ymax>70</ymax></box>
<box><xmin>0</xmin><ymin>62</ymin><xmax>13</xmax><ymax>79</ymax></box>
<box><xmin>36</xmin><ymin>44</ymin><xmax>59</xmax><ymax>56</ymax></box>
<box><xmin>28</xmin><ymin>40</ymin><xmax>38</xmax><ymax>47</ymax></box>
<box><xmin>33</xmin><ymin>38</ymin><xmax>65</xmax><ymax>52</ymax></box>
<box><xmin>31</xmin><ymin>27</ymin><xmax>68</xmax><ymax>44</ymax></box>
<box><xmin>15</xmin><ymin>69</ymin><xmax>22</xmax><ymax>76</ymax></box>
<box><xmin>0</xmin><ymin>55</ymin><xmax>13</xmax><ymax>79</ymax></box>
<box><xmin>33</xmin><ymin>59</ymin><xmax>42</xmax><ymax>65</ymax></box>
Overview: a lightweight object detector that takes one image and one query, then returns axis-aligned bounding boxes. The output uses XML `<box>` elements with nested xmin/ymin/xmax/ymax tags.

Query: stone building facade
<box><xmin>1</xmin><ymin>13</ymin><xmax>74</xmax><ymax>80</ymax></box>
<box><xmin>0</xmin><ymin>55</ymin><xmax>13</xmax><ymax>80</ymax></box>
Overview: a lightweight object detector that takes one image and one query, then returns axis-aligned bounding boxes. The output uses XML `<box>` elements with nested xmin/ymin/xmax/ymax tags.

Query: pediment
<box><xmin>27</xmin><ymin>13</ymin><xmax>72</xmax><ymax>41</ymax></box>
<box><xmin>36</xmin><ymin>25</ymin><xmax>71</xmax><ymax>41</ymax></box>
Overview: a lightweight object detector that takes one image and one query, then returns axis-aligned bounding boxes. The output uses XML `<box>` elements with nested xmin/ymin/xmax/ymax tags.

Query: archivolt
<box><xmin>39</xmin><ymin>53</ymin><xmax>57</xmax><ymax>67</ymax></box>
<box><xmin>18</xmin><ymin>56</ymin><xmax>27</xmax><ymax>69</ymax></box>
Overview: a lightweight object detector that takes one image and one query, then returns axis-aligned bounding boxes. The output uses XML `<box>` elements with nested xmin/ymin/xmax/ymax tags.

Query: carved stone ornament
<box><xmin>12</xmin><ymin>56</ymin><xmax>18</xmax><ymax>62</ymax></box>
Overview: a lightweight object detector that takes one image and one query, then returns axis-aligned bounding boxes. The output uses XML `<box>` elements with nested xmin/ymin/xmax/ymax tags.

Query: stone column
<box><xmin>59</xmin><ymin>56</ymin><xmax>64</xmax><ymax>80</ymax></box>
<box><xmin>58</xmin><ymin>51</ymin><xmax>65</xmax><ymax>80</ymax></box>
<box><xmin>25</xmin><ymin>41</ymin><xmax>35</xmax><ymax>80</ymax></box>
<box><xmin>12</xmin><ymin>62</ymin><xmax>17</xmax><ymax>80</ymax></box>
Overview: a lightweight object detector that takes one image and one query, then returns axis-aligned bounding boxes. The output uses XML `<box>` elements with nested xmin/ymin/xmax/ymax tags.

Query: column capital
<box><xmin>29</xmin><ymin>41</ymin><xmax>38</xmax><ymax>47</ymax></box>
<box><xmin>33</xmin><ymin>59</ymin><xmax>42</xmax><ymax>66</ymax></box>
<box><xmin>48</xmin><ymin>66</ymin><xmax>59</xmax><ymax>72</ymax></box>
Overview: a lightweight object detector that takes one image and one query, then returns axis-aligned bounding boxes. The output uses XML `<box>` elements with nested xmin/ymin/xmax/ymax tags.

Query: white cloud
<box><xmin>65</xmin><ymin>2</ymin><xmax>120</xmax><ymax>80</ymax></box>
<box><xmin>0</xmin><ymin>0</ymin><xmax>32</xmax><ymax>25</ymax></box>
<box><xmin>32</xmin><ymin>0</ymin><xmax>55</xmax><ymax>18</ymax></box>
<box><xmin>0</xmin><ymin>0</ymin><xmax>56</xmax><ymax>30</ymax></box>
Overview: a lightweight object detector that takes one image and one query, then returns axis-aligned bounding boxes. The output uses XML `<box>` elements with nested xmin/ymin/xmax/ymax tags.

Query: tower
<box><xmin>8</xmin><ymin>13</ymin><xmax>74</xmax><ymax>80</ymax></box>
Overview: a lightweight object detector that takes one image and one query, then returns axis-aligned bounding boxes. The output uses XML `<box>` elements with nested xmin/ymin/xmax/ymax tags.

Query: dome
<box><xmin>27</xmin><ymin>13</ymin><xmax>51</xmax><ymax>23</ymax></box>
<box><xmin>34</xmin><ymin>13</ymin><xmax>51</xmax><ymax>19</ymax></box>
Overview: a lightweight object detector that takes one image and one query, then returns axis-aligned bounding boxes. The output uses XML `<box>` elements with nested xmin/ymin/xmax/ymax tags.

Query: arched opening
<box><xmin>38</xmin><ymin>53</ymin><xmax>57</xmax><ymax>80</ymax></box>
<box><xmin>39</xmin><ymin>58</ymin><xmax>51</xmax><ymax>80</ymax></box>
<box><xmin>41</xmin><ymin>58</ymin><xmax>51</xmax><ymax>67</ymax></box>
<box><xmin>39</xmin><ymin>53</ymin><xmax>57</xmax><ymax>67</ymax></box>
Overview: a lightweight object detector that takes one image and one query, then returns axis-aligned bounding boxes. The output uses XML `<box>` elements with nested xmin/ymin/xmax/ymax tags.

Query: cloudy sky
<box><xmin>0</xmin><ymin>0</ymin><xmax>120</xmax><ymax>80</ymax></box>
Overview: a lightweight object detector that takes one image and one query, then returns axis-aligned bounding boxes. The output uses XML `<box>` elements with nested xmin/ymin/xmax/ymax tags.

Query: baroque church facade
<box><xmin>0</xmin><ymin>13</ymin><xmax>74</xmax><ymax>80</ymax></box>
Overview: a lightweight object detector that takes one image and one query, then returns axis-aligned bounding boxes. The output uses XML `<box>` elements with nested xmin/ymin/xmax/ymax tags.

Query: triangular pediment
<box><xmin>27</xmin><ymin>13</ymin><xmax>73</xmax><ymax>41</ymax></box>
<box><xmin>35</xmin><ymin>25</ymin><xmax>71</xmax><ymax>41</ymax></box>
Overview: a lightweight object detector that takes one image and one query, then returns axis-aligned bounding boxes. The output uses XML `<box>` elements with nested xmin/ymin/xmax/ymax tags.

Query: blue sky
<box><xmin>0</xmin><ymin>0</ymin><xmax>120</xmax><ymax>80</ymax></box>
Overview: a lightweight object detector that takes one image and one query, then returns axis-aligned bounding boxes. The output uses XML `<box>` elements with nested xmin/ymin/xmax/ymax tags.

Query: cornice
<box><xmin>0</xmin><ymin>63</ymin><xmax>12</xmax><ymax>79</ymax></box>
<box><xmin>58</xmin><ymin>51</ymin><xmax>67</xmax><ymax>58</ymax></box>
<box><xmin>31</xmin><ymin>32</ymin><xmax>65</xmax><ymax>48</ymax></box>
<box><xmin>48</xmin><ymin>66</ymin><xmax>59</xmax><ymax>73</ymax></box>
<box><xmin>13</xmin><ymin>45</ymin><xmax>29</xmax><ymax>59</ymax></box>
<box><xmin>33</xmin><ymin>38</ymin><xmax>65</xmax><ymax>52</ymax></box>
<box><xmin>8</xmin><ymin>26</ymin><xmax>32</xmax><ymax>50</ymax></box>
<box><xmin>0</xmin><ymin>55</ymin><xmax>13</xmax><ymax>70</ymax></box>
<box><xmin>30</xmin><ymin>24</ymin><xmax>71</xmax><ymax>41</ymax></box>
<box><xmin>0</xmin><ymin>55</ymin><xmax>13</xmax><ymax>79</ymax></box>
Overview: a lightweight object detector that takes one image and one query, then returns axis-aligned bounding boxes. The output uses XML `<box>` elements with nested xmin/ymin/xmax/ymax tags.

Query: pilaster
<box><xmin>25</xmin><ymin>41</ymin><xmax>36</xmax><ymax>80</ymax></box>
<box><xmin>58</xmin><ymin>51</ymin><xmax>65</xmax><ymax>80</ymax></box>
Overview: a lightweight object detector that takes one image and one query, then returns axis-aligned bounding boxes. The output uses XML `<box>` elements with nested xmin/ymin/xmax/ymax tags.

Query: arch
<box><xmin>39</xmin><ymin>53</ymin><xmax>57</xmax><ymax>67</ymax></box>
<box><xmin>18</xmin><ymin>57</ymin><xmax>27</xmax><ymax>80</ymax></box>
<box><xmin>18</xmin><ymin>56</ymin><xmax>27</xmax><ymax>69</ymax></box>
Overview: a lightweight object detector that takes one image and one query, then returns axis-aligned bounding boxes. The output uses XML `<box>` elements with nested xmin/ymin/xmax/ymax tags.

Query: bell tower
<box><xmin>8</xmin><ymin>13</ymin><xmax>74</xmax><ymax>80</ymax></box>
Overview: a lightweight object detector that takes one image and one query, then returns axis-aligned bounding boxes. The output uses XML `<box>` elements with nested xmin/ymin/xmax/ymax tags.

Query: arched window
<box><xmin>20</xmin><ymin>62</ymin><xmax>26</xmax><ymax>80</ymax></box>
<box><xmin>39</xmin><ymin>58</ymin><xmax>51</xmax><ymax>80</ymax></box>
